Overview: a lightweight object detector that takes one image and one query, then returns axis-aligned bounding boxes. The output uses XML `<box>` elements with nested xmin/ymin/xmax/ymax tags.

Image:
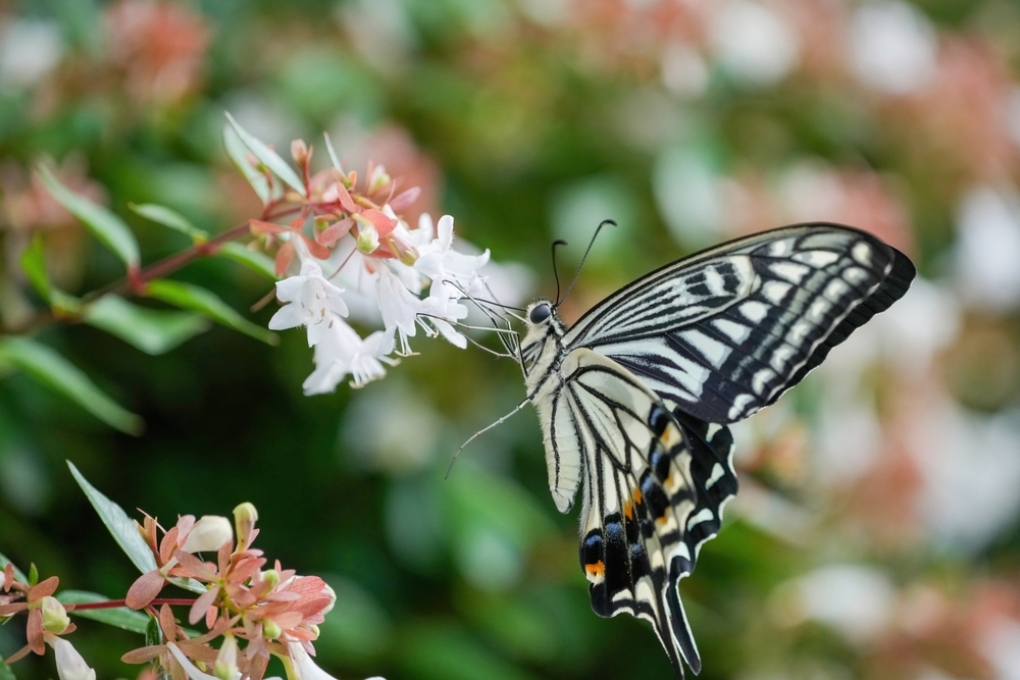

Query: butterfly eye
<box><xmin>529</xmin><ymin>303</ymin><xmax>552</xmax><ymax>324</ymax></box>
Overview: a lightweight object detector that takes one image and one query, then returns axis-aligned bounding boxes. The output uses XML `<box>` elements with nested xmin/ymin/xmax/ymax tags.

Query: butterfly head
<box><xmin>520</xmin><ymin>299</ymin><xmax>566</xmax><ymax>373</ymax></box>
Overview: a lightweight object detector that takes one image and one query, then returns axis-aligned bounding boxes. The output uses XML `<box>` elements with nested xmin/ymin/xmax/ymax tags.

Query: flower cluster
<box><xmin>0</xmin><ymin>567</ymin><xmax>83</xmax><ymax>674</ymax></box>
<box><xmin>240</xmin><ymin>130</ymin><xmax>492</xmax><ymax>394</ymax></box>
<box><xmin>2</xmin><ymin>501</ymin><xmax>379</xmax><ymax>680</ymax></box>
<box><xmin>120</xmin><ymin>504</ymin><xmax>345</xmax><ymax>680</ymax></box>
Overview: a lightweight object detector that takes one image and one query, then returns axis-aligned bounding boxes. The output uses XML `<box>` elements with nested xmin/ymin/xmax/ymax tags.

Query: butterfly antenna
<box><xmin>551</xmin><ymin>239</ymin><xmax>568</xmax><ymax>305</ymax></box>
<box><xmin>558</xmin><ymin>219</ymin><xmax>616</xmax><ymax>306</ymax></box>
<box><xmin>446</xmin><ymin>399</ymin><xmax>529</xmax><ymax>479</ymax></box>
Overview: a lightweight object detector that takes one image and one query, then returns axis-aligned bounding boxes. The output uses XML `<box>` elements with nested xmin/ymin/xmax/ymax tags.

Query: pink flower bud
<box><xmin>180</xmin><ymin>516</ymin><xmax>233</xmax><ymax>554</ymax></box>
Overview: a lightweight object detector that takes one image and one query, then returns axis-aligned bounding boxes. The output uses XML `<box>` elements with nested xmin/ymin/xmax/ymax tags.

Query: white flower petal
<box><xmin>268</xmin><ymin>303</ymin><xmax>308</xmax><ymax>331</ymax></box>
<box><xmin>48</xmin><ymin>637</ymin><xmax>96</xmax><ymax>680</ymax></box>
<box><xmin>180</xmin><ymin>516</ymin><xmax>233</xmax><ymax>553</ymax></box>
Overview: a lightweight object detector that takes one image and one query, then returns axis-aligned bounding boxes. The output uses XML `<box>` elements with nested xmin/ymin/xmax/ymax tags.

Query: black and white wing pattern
<box><xmin>563</xmin><ymin>224</ymin><xmax>916</xmax><ymax>423</ymax></box>
<box><xmin>519</xmin><ymin>224</ymin><xmax>914</xmax><ymax>679</ymax></box>
<box><xmin>539</xmin><ymin>348</ymin><xmax>736</xmax><ymax>676</ymax></box>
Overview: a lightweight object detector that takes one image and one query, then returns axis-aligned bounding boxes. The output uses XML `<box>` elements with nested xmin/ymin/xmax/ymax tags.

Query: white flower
<box><xmin>376</xmin><ymin>265</ymin><xmax>423</xmax><ymax>355</ymax></box>
<box><xmin>180</xmin><ymin>515</ymin><xmax>233</xmax><ymax>553</ymax></box>
<box><xmin>414</xmin><ymin>215</ymin><xmax>490</xmax><ymax>300</ymax></box>
<box><xmin>288</xmin><ymin>642</ymin><xmax>386</xmax><ymax>680</ymax></box>
<box><xmin>167</xmin><ymin>642</ymin><xmax>284</xmax><ymax>680</ymax></box>
<box><xmin>412</xmin><ymin>214</ymin><xmax>490</xmax><ymax>348</ymax></box>
<box><xmin>47</xmin><ymin>636</ymin><xmax>95</xmax><ymax>680</ymax></box>
<box><xmin>303</xmin><ymin>321</ymin><xmax>396</xmax><ymax>395</ymax></box>
<box><xmin>270</xmin><ymin>260</ymin><xmax>350</xmax><ymax>346</ymax></box>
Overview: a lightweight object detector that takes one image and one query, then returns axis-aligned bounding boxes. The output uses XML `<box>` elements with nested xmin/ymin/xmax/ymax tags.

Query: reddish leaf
<box><xmin>274</xmin><ymin>242</ymin><xmax>295</xmax><ymax>277</ymax></box>
<box><xmin>126</xmin><ymin>569</ymin><xmax>165</xmax><ymax>610</ymax></box>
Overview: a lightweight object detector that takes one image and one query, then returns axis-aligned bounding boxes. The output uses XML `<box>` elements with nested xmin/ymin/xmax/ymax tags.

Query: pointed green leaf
<box><xmin>130</xmin><ymin>203</ymin><xmax>209</xmax><ymax>243</ymax></box>
<box><xmin>0</xmin><ymin>551</ymin><xmax>29</xmax><ymax>583</ymax></box>
<box><xmin>58</xmin><ymin>591</ymin><xmax>151</xmax><ymax>633</ymax></box>
<box><xmin>0</xmin><ymin>653</ymin><xmax>15</xmax><ymax>680</ymax></box>
<box><xmin>223</xmin><ymin>125</ymin><xmax>272</xmax><ymax>204</ymax></box>
<box><xmin>84</xmin><ymin>295</ymin><xmax>210</xmax><ymax>355</ymax></box>
<box><xmin>20</xmin><ymin>237</ymin><xmax>52</xmax><ymax>301</ymax></box>
<box><xmin>0</xmin><ymin>337</ymin><xmax>143</xmax><ymax>434</ymax></box>
<box><xmin>20</xmin><ymin>237</ymin><xmax>80</xmax><ymax>314</ymax></box>
<box><xmin>68</xmin><ymin>461</ymin><xmax>156</xmax><ymax>574</ymax></box>
<box><xmin>216</xmin><ymin>242</ymin><xmax>277</xmax><ymax>280</ymax></box>
<box><xmin>224</xmin><ymin>112</ymin><xmax>306</xmax><ymax>197</ymax></box>
<box><xmin>37</xmin><ymin>165</ymin><xmax>140</xmax><ymax>268</ymax></box>
<box><xmin>146</xmin><ymin>279</ymin><xmax>277</xmax><ymax>345</ymax></box>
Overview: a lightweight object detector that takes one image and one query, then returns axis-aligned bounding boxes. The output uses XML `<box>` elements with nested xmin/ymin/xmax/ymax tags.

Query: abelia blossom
<box><xmin>236</xmin><ymin>125</ymin><xmax>499</xmax><ymax>392</ymax></box>
<box><xmin>268</xmin><ymin>260</ymin><xmax>349</xmax><ymax>347</ymax></box>
<box><xmin>47</xmin><ymin>636</ymin><xmax>96</xmax><ymax>680</ymax></box>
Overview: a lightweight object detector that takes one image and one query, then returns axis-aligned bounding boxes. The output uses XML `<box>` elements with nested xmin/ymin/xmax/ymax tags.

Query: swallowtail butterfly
<box><xmin>518</xmin><ymin>224</ymin><xmax>915</xmax><ymax>678</ymax></box>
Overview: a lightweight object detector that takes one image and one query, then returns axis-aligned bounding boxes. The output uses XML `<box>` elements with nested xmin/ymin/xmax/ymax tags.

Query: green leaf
<box><xmin>146</xmin><ymin>279</ymin><xmax>277</xmax><ymax>345</ymax></box>
<box><xmin>58</xmin><ymin>591</ymin><xmax>151</xmax><ymax>633</ymax></box>
<box><xmin>84</xmin><ymin>295</ymin><xmax>209</xmax><ymax>355</ymax></box>
<box><xmin>130</xmin><ymin>203</ymin><xmax>209</xmax><ymax>243</ymax></box>
<box><xmin>0</xmin><ymin>551</ymin><xmax>29</xmax><ymax>583</ymax></box>
<box><xmin>216</xmin><ymin>242</ymin><xmax>277</xmax><ymax>280</ymax></box>
<box><xmin>0</xmin><ymin>337</ymin><xmax>143</xmax><ymax>434</ymax></box>
<box><xmin>223</xmin><ymin>125</ymin><xmax>272</xmax><ymax>204</ymax></box>
<box><xmin>37</xmin><ymin>164</ymin><xmax>140</xmax><ymax>268</ymax></box>
<box><xmin>224</xmin><ymin>112</ymin><xmax>307</xmax><ymax>197</ymax></box>
<box><xmin>20</xmin><ymin>237</ymin><xmax>52</xmax><ymax>301</ymax></box>
<box><xmin>145</xmin><ymin>615</ymin><xmax>161</xmax><ymax>649</ymax></box>
<box><xmin>68</xmin><ymin>461</ymin><xmax>157</xmax><ymax>574</ymax></box>
<box><xmin>0</xmin><ymin>652</ymin><xmax>16</xmax><ymax>680</ymax></box>
<box><xmin>19</xmin><ymin>238</ymin><xmax>80</xmax><ymax>314</ymax></box>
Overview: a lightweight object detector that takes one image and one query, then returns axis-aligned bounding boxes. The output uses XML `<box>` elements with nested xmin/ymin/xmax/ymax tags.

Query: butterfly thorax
<box><xmin>520</xmin><ymin>299</ymin><xmax>568</xmax><ymax>397</ymax></box>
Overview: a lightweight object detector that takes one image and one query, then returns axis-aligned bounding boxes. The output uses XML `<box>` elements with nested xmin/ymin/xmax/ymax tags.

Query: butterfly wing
<box><xmin>550</xmin><ymin>348</ymin><xmax>737</xmax><ymax>678</ymax></box>
<box><xmin>563</xmin><ymin>224</ymin><xmax>916</xmax><ymax>423</ymax></box>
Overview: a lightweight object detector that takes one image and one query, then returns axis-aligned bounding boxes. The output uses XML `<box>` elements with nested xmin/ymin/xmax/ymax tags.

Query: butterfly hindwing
<box><xmin>552</xmin><ymin>349</ymin><xmax>736</xmax><ymax>678</ymax></box>
<box><xmin>563</xmin><ymin>224</ymin><xmax>916</xmax><ymax>423</ymax></box>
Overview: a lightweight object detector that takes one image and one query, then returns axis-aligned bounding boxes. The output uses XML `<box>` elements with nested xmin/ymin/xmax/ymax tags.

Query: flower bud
<box><xmin>214</xmin><ymin>634</ymin><xmax>238</xmax><ymax>680</ymax></box>
<box><xmin>232</xmin><ymin>502</ymin><xmax>258</xmax><ymax>549</ymax></box>
<box><xmin>180</xmin><ymin>516</ymin><xmax>233</xmax><ymax>554</ymax></box>
<box><xmin>368</xmin><ymin>166</ymin><xmax>391</xmax><ymax>194</ymax></box>
<box><xmin>48</xmin><ymin>636</ymin><xmax>96</xmax><ymax>680</ymax></box>
<box><xmin>40</xmin><ymin>595</ymin><xmax>70</xmax><ymax>634</ymax></box>
<box><xmin>262</xmin><ymin>618</ymin><xmax>282</xmax><ymax>640</ymax></box>
<box><xmin>291</xmin><ymin>139</ymin><xmax>310</xmax><ymax>166</ymax></box>
<box><xmin>355</xmin><ymin>216</ymin><xmax>380</xmax><ymax>254</ymax></box>
<box><xmin>262</xmin><ymin>569</ymin><xmax>280</xmax><ymax>589</ymax></box>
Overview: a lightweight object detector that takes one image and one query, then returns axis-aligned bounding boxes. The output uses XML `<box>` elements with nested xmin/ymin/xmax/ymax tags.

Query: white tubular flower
<box><xmin>180</xmin><ymin>515</ymin><xmax>233</xmax><ymax>553</ymax></box>
<box><xmin>270</xmin><ymin>260</ymin><xmax>350</xmax><ymax>347</ymax></box>
<box><xmin>288</xmin><ymin>642</ymin><xmax>378</xmax><ymax>680</ymax></box>
<box><xmin>47</xmin><ymin>636</ymin><xmax>96</xmax><ymax>680</ymax></box>
<box><xmin>303</xmin><ymin>321</ymin><xmax>396</xmax><ymax>395</ymax></box>
<box><xmin>377</xmin><ymin>266</ymin><xmax>423</xmax><ymax>355</ymax></box>
<box><xmin>414</xmin><ymin>214</ymin><xmax>491</xmax><ymax>300</ymax></box>
<box><xmin>214</xmin><ymin>635</ymin><xmax>239</xmax><ymax>680</ymax></box>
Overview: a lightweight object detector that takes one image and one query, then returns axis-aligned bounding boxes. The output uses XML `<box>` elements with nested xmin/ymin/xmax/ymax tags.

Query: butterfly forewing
<box><xmin>563</xmin><ymin>224</ymin><xmax>916</xmax><ymax>423</ymax></box>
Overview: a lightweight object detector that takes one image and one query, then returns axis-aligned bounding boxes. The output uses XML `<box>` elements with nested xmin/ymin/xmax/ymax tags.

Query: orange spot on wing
<box><xmin>623</xmin><ymin>501</ymin><xmax>634</xmax><ymax>520</ymax></box>
<box><xmin>633</xmin><ymin>488</ymin><xmax>643</xmax><ymax>504</ymax></box>
<box><xmin>585</xmin><ymin>560</ymin><xmax>605</xmax><ymax>578</ymax></box>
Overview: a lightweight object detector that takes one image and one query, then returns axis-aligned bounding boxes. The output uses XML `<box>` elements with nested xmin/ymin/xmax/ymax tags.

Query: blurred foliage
<box><xmin>3</xmin><ymin>0</ymin><xmax>1020</xmax><ymax>679</ymax></box>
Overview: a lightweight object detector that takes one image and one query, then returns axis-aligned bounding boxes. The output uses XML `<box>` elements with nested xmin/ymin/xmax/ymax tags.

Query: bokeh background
<box><xmin>3</xmin><ymin>0</ymin><xmax>1020</xmax><ymax>679</ymax></box>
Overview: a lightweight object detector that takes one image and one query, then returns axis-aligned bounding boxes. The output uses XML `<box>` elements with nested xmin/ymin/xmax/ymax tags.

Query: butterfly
<box><xmin>517</xmin><ymin>224</ymin><xmax>915</xmax><ymax>678</ymax></box>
